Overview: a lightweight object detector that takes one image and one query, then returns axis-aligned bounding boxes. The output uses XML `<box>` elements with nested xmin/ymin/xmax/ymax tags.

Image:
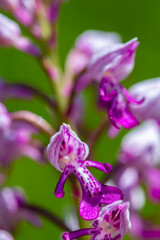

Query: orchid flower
<box><xmin>47</xmin><ymin>123</ymin><xmax>123</xmax><ymax>220</ymax></box>
<box><xmin>74</xmin><ymin>36</ymin><xmax>142</xmax><ymax>129</ymax></box>
<box><xmin>62</xmin><ymin>200</ymin><xmax>131</xmax><ymax>240</ymax></box>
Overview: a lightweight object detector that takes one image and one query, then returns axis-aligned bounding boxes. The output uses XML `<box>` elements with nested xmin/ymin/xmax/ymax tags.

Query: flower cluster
<box><xmin>0</xmin><ymin>0</ymin><xmax>160</xmax><ymax>240</ymax></box>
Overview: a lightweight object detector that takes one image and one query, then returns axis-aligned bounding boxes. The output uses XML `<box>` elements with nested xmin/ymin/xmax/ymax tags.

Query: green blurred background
<box><xmin>1</xmin><ymin>0</ymin><xmax>160</xmax><ymax>239</ymax></box>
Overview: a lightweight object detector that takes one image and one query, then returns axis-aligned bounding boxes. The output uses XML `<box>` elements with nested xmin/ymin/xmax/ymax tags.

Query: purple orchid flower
<box><xmin>0</xmin><ymin>13</ymin><xmax>41</xmax><ymax>56</ymax></box>
<box><xmin>62</xmin><ymin>200</ymin><xmax>131</xmax><ymax>240</ymax></box>
<box><xmin>74</xmin><ymin>37</ymin><xmax>141</xmax><ymax>129</ymax></box>
<box><xmin>47</xmin><ymin>123</ymin><xmax>123</xmax><ymax>220</ymax></box>
<box><xmin>0</xmin><ymin>230</ymin><xmax>14</xmax><ymax>240</ymax></box>
<box><xmin>0</xmin><ymin>103</ymin><xmax>45</xmax><ymax>179</ymax></box>
<box><xmin>0</xmin><ymin>187</ymin><xmax>41</xmax><ymax>232</ymax></box>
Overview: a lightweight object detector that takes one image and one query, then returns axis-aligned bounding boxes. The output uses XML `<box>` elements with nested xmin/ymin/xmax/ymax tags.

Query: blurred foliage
<box><xmin>0</xmin><ymin>0</ymin><xmax>160</xmax><ymax>239</ymax></box>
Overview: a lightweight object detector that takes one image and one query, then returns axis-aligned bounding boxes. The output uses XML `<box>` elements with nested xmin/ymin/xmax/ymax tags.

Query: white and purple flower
<box><xmin>72</xmin><ymin>33</ymin><xmax>141</xmax><ymax>130</ymax></box>
<box><xmin>62</xmin><ymin>200</ymin><xmax>131</xmax><ymax>240</ymax></box>
<box><xmin>47</xmin><ymin>123</ymin><xmax>123</xmax><ymax>220</ymax></box>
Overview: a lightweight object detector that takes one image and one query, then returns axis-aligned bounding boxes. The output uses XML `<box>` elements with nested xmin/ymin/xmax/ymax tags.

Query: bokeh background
<box><xmin>1</xmin><ymin>0</ymin><xmax>160</xmax><ymax>239</ymax></box>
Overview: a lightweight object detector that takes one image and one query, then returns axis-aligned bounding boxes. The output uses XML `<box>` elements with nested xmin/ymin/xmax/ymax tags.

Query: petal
<box><xmin>75</xmin><ymin>38</ymin><xmax>138</xmax><ymax>92</ymax></box>
<box><xmin>0</xmin><ymin>230</ymin><xmax>14</xmax><ymax>240</ymax></box>
<box><xmin>129</xmin><ymin>77</ymin><xmax>160</xmax><ymax>121</ymax></box>
<box><xmin>121</xmin><ymin>86</ymin><xmax>144</xmax><ymax>104</ymax></box>
<box><xmin>47</xmin><ymin>123</ymin><xmax>89</xmax><ymax>171</ymax></box>
<box><xmin>75</xmin><ymin>30</ymin><xmax>121</xmax><ymax>56</ymax></box>
<box><xmin>100</xmin><ymin>185</ymin><xmax>124</xmax><ymax>204</ymax></box>
<box><xmin>79</xmin><ymin>199</ymin><xmax>99</xmax><ymax>220</ymax></box>
<box><xmin>108</xmin><ymin>100</ymin><xmax>139</xmax><ymax>129</ymax></box>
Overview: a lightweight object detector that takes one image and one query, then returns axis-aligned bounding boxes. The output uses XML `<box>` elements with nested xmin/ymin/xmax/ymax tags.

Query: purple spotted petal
<box><xmin>54</xmin><ymin>162</ymin><xmax>122</xmax><ymax>221</ymax></box>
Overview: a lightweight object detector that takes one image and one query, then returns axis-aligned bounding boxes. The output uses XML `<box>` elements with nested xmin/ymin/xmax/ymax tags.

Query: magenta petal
<box><xmin>109</xmin><ymin>104</ymin><xmax>139</xmax><ymax>129</ymax></box>
<box><xmin>79</xmin><ymin>199</ymin><xmax>99</xmax><ymax>220</ymax></box>
<box><xmin>55</xmin><ymin>190</ymin><xmax>65</xmax><ymax>198</ymax></box>
<box><xmin>63</xmin><ymin>228</ymin><xmax>94</xmax><ymax>240</ymax></box>
<box><xmin>100</xmin><ymin>185</ymin><xmax>124</xmax><ymax>204</ymax></box>
<box><xmin>121</xmin><ymin>86</ymin><xmax>144</xmax><ymax>104</ymax></box>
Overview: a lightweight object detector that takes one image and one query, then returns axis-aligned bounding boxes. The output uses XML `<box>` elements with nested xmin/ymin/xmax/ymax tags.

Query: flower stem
<box><xmin>21</xmin><ymin>203</ymin><xmax>71</xmax><ymax>232</ymax></box>
<box><xmin>11</xmin><ymin>111</ymin><xmax>55</xmax><ymax>137</ymax></box>
<box><xmin>88</xmin><ymin>116</ymin><xmax>109</xmax><ymax>158</ymax></box>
